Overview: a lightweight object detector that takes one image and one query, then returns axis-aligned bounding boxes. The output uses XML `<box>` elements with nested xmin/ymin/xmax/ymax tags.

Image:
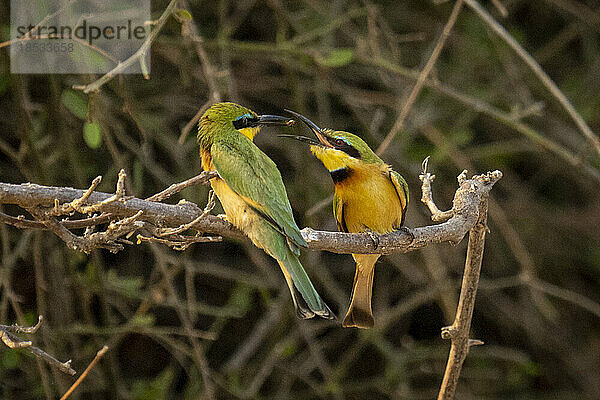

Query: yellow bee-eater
<box><xmin>197</xmin><ymin>102</ymin><xmax>334</xmax><ymax>319</ymax></box>
<box><xmin>283</xmin><ymin>110</ymin><xmax>408</xmax><ymax>328</ymax></box>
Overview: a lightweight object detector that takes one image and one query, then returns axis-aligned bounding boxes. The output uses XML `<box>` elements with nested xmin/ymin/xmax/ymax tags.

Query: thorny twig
<box><xmin>26</xmin><ymin>170</ymin><xmax>141</xmax><ymax>254</ymax></box>
<box><xmin>0</xmin><ymin>316</ymin><xmax>76</xmax><ymax>375</ymax></box>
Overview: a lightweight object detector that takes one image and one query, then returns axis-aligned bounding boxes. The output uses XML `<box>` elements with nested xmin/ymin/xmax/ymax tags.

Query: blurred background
<box><xmin>1</xmin><ymin>0</ymin><xmax>600</xmax><ymax>399</ymax></box>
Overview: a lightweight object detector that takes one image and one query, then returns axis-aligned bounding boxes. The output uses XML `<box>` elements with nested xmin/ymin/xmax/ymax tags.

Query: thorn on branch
<box><xmin>468</xmin><ymin>339</ymin><xmax>484</xmax><ymax>347</ymax></box>
<box><xmin>145</xmin><ymin>170</ymin><xmax>218</xmax><ymax>202</ymax></box>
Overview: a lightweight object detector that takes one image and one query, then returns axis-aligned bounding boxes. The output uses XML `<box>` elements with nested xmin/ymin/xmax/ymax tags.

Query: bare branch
<box><xmin>0</xmin><ymin>169</ymin><xmax>502</xmax><ymax>255</ymax></box>
<box><xmin>437</xmin><ymin>184</ymin><xmax>491</xmax><ymax>399</ymax></box>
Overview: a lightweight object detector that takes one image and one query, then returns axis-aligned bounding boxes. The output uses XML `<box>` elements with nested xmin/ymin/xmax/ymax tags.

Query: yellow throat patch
<box><xmin>310</xmin><ymin>145</ymin><xmax>359</xmax><ymax>171</ymax></box>
<box><xmin>238</xmin><ymin>126</ymin><xmax>261</xmax><ymax>141</ymax></box>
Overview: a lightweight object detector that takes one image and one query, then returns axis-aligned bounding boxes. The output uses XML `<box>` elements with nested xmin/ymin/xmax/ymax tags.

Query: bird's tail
<box><xmin>277</xmin><ymin>250</ymin><xmax>335</xmax><ymax>320</ymax></box>
<box><xmin>342</xmin><ymin>254</ymin><xmax>379</xmax><ymax>329</ymax></box>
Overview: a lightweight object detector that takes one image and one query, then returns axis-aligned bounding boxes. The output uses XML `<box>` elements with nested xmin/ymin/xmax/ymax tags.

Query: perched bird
<box><xmin>197</xmin><ymin>102</ymin><xmax>334</xmax><ymax>320</ymax></box>
<box><xmin>283</xmin><ymin>110</ymin><xmax>408</xmax><ymax>328</ymax></box>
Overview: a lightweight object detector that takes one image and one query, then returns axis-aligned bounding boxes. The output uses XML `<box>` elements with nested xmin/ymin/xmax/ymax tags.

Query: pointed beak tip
<box><xmin>258</xmin><ymin>115</ymin><xmax>295</xmax><ymax>126</ymax></box>
<box><xmin>284</xmin><ymin>109</ymin><xmax>324</xmax><ymax>134</ymax></box>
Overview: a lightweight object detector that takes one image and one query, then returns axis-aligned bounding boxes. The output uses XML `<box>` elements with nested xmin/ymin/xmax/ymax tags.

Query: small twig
<box><xmin>27</xmin><ymin>171</ymin><xmax>147</xmax><ymax>253</ymax></box>
<box><xmin>156</xmin><ymin>190</ymin><xmax>216</xmax><ymax>237</ymax></box>
<box><xmin>51</xmin><ymin>170</ymin><xmax>129</xmax><ymax>217</ymax></box>
<box><xmin>146</xmin><ymin>171</ymin><xmax>218</xmax><ymax>202</ymax></box>
<box><xmin>138</xmin><ymin>191</ymin><xmax>220</xmax><ymax>250</ymax></box>
<box><xmin>0</xmin><ymin>331</ymin><xmax>32</xmax><ymax>348</ymax></box>
<box><xmin>0</xmin><ymin>0</ymin><xmax>76</xmax><ymax>48</ymax></box>
<box><xmin>0</xmin><ymin>315</ymin><xmax>44</xmax><ymax>334</ymax></box>
<box><xmin>490</xmin><ymin>0</ymin><xmax>508</xmax><ymax>17</ymax></box>
<box><xmin>419</xmin><ymin>157</ymin><xmax>455</xmax><ymax>222</ymax></box>
<box><xmin>69</xmin><ymin>176</ymin><xmax>102</xmax><ymax>213</ymax></box>
<box><xmin>29</xmin><ymin>345</ymin><xmax>76</xmax><ymax>375</ymax></box>
<box><xmin>60</xmin><ymin>345</ymin><xmax>109</xmax><ymax>400</ymax></box>
<box><xmin>179</xmin><ymin>99</ymin><xmax>213</xmax><ymax>144</ymax></box>
<box><xmin>0</xmin><ymin>316</ymin><xmax>76</xmax><ymax>375</ymax></box>
<box><xmin>137</xmin><ymin>233</ymin><xmax>222</xmax><ymax>250</ymax></box>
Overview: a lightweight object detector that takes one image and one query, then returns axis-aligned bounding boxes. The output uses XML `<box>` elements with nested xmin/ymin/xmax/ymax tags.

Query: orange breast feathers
<box><xmin>201</xmin><ymin>149</ymin><xmax>215</xmax><ymax>172</ymax></box>
<box><xmin>335</xmin><ymin>164</ymin><xmax>403</xmax><ymax>234</ymax></box>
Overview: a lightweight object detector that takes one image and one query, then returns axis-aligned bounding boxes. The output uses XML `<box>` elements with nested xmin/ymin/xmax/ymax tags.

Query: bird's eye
<box><xmin>335</xmin><ymin>139</ymin><xmax>344</xmax><ymax>146</ymax></box>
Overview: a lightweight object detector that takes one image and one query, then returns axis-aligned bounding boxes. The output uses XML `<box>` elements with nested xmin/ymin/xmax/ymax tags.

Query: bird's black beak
<box><xmin>258</xmin><ymin>115</ymin><xmax>295</xmax><ymax>126</ymax></box>
<box><xmin>277</xmin><ymin>133</ymin><xmax>320</xmax><ymax>146</ymax></box>
<box><xmin>284</xmin><ymin>109</ymin><xmax>332</xmax><ymax>147</ymax></box>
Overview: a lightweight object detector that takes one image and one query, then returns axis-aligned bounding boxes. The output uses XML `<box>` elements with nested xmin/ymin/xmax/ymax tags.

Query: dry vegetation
<box><xmin>0</xmin><ymin>0</ymin><xmax>599</xmax><ymax>399</ymax></box>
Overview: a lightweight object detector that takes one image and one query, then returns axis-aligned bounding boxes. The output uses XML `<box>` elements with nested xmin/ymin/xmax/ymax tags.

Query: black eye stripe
<box><xmin>233</xmin><ymin>116</ymin><xmax>259</xmax><ymax>129</ymax></box>
<box><xmin>328</xmin><ymin>137</ymin><xmax>361</xmax><ymax>159</ymax></box>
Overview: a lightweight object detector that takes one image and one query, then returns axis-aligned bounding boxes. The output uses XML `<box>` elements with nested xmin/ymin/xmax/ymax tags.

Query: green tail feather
<box><xmin>278</xmin><ymin>250</ymin><xmax>335</xmax><ymax>320</ymax></box>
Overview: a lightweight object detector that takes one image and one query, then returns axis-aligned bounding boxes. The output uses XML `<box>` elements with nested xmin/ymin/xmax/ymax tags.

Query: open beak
<box><xmin>284</xmin><ymin>109</ymin><xmax>333</xmax><ymax>147</ymax></box>
<box><xmin>277</xmin><ymin>133</ymin><xmax>320</xmax><ymax>146</ymax></box>
<box><xmin>258</xmin><ymin>115</ymin><xmax>295</xmax><ymax>126</ymax></box>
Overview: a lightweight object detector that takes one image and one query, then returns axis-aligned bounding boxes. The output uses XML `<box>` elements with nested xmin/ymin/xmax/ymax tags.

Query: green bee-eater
<box><xmin>197</xmin><ymin>102</ymin><xmax>334</xmax><ymax>319</ymax></box>
<box><xmin>283</xmin><ymin>110</ymin><xmax>408</xmax><ymax>328</ymax></box>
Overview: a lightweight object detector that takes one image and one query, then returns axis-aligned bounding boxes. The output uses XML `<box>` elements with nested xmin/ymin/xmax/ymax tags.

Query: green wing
<box><xmin>332</xmin><ymin>193</ymin><xmax>348</xmax><ymax>233</ymax></box>
<box><xmin>211</xmin><ymin>138</ymin><xmax>308</xmax><ymax>249</ymax></box>
<box><xmin>389</xmin><ymin>170</ymin><xmax>409</xmax><ymax>226</ymax></box>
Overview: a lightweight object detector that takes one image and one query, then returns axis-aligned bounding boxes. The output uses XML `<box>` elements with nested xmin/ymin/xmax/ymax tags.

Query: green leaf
<box><xmin>23</xmin><ymin>312</ymin><xmax>37</xmax><ymax>326</ymax></box>
<box><xmin>132</xmin><ymin>314</ymin><xmax>155</xmax><ymax>327</ymax></box>
<box><xmin>132</xmin><ymin>368</ymin><xmax>174</xmax><ymax>400</ymax></box>
<box><xmin>1</xmin><ymin>350</ymin><xmax>19</xmax><ymax>369</ymax></box>
<box><xmin>61</xmin><ymin>89</ymin><xmax>88</xmax><ymax>119</ymax></box>
<box><xmin>280</xmin><ymin>341</ymin><xmax>297</xmax><ymax>358</ymax></box>
<box><xmin>174</xmin><ymin>8</ymin><xmax>193</xmax><ymax>21</ymax></box>
<box><xmin>83</xmin><ymin>121</ymin><xmax>102</xmax><ymax>149</ymax></box>
<box><xmin>316</xmin><ymin>48</ymin><xmax>354</xmax><ymax>68</ymax></box>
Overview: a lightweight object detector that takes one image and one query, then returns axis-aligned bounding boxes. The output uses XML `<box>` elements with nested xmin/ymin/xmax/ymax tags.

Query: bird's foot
<box><xmin>216</xmin><ymin>213</ymin><xmax>228</xmax><ymax>222</ymax></box>
<box><xmin>397</xmin><ymin>226</ymin><xmax>414</xmax><ymax>241</ymax></box>
<box><xmin>365</xmin><ymin>228</ymin><xmax>380</xmax><ymax>250</ymax></box>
